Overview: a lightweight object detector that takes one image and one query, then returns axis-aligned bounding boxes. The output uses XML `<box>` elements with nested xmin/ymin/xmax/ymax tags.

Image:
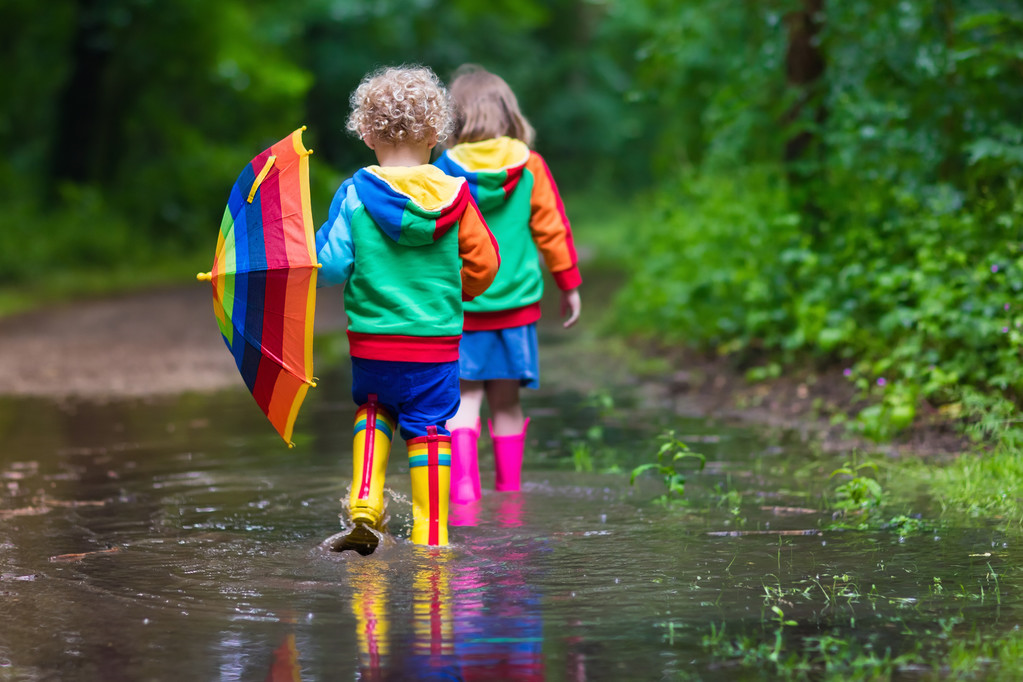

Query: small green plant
<box><xmin>882</xmin><ymin>514</ymin><xmax>929</xmax><ymax>534</ymax></box>
<box><xmin>571</xmin><ymin>441</ymin><xmax>594</xmax><ymax>473</ymax></box>
<box><xmin>768</xmin><ymin>606</ymin><xmax>798</xmax><ymax>663</ymax></box>
<box><xmin>829</xmin><ymin>460</ymin><xmax>884</xmax><ymax>515</ymax></box>
<box><xmin>714</xmin><ymin>481</ymin><xmax>744</xmax><ymax>521</ymax></box>
<box><xmin>630</xmin><ymin>429</ymin><xmax>705</xmax><ymax>505</ymax></box>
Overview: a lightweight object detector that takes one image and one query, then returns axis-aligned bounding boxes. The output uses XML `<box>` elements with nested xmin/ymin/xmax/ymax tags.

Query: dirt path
<box><xmin>0</xmin><ymin>286</ymin><xmax>343</xmax><ymax>399</ymax></box>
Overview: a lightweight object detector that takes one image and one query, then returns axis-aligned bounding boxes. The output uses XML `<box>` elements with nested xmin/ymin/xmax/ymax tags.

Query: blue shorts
<box><xmin>458</xmin><ymin>324</ymin><xmax>540</xmax><ymax>389</ymax></box>
<box><xmin>350</xmin><ymin>357</ymin><xmax>460</xmax><ymax>440</ymax></box>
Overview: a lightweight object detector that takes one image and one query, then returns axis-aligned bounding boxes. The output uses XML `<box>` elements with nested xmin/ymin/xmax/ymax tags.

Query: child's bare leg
<box><xmin>485</xmin><ymin>380</ymin><xmax>524</xmax><ymax>436</ymax></box>
<box><xmin>447</xmin><ymin>379</ymin><xmax>484</xmax><ymax>431</ymax></box>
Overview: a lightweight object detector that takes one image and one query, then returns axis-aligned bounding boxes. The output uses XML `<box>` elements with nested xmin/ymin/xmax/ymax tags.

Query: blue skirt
<box><xmin>459</xmin><ymin>324</ymin><xmax>539</xmax><ymax>389</ymax></box>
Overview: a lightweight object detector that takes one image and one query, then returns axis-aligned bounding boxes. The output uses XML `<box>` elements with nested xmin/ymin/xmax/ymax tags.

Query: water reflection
<box><xmin>264</xmin><ymin>617</ymin><xmax>302</xmax><ymax>682</ymax></box>
<box><xmin>452</xmin><ymin>543</ymin><xmax>545</xmax><ymax>681</ymax></box>
<box><xmin>262</xmin><ymin>510</ymin><xmax>549</xmax><ymax>681</ymax></box>
<box><xmin>350</xmin><ymin>557</ymin><xmax>391</xmax><ymax>678</ymax></box>
<box><xmin>347</xmin><ymin>534</ymin><xmax>545</xmax><ymax>680</ymax></box>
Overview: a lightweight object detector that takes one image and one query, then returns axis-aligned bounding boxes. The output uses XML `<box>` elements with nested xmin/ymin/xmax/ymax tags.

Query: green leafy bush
<box><xmin>610</xmin><ymin>2</ymin><xmax>1023</xmax><ymax>445</ymax></box>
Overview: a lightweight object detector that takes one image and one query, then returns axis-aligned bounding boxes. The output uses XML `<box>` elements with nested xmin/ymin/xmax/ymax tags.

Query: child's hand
<box><xmin>560</xmin><ymin>288</ymin><xmax>581</xmax><ymax>328</ymax></box>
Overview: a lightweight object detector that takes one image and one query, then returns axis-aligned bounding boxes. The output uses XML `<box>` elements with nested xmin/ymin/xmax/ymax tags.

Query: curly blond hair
<box><xmin>346</xmin><ymin>65</ymin><xmax>453</xmax><ymax>146</ymax></box>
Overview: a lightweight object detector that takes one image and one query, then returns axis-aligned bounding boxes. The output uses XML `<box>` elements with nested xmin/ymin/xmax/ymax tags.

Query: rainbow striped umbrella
<box><xmin>197</xmin><ymin>127</ymin><xmax>319</xmax><ymax>446</ymax></box>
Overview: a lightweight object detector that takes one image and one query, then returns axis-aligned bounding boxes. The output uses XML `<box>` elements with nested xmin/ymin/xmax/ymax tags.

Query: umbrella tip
<box><xmin>196</xmin><ymin>272</ymin><xmax>212</xmax><ymax>282</ymax></box>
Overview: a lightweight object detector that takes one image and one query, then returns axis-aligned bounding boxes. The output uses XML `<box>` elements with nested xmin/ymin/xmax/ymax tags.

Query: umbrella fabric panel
<box><xmin>215</xmin><ymin>267</ymin><xmax>316</xmax><ymax>382</ymax></box>
<box><xmin>252</xmin><ymin>267</ymin><xmax>317</xmax><ymax>378</ymax></box>
<box><xmin>224</xmin><ymin>314</ymin><xmax>312</xmax><ymax>444</ymax></box>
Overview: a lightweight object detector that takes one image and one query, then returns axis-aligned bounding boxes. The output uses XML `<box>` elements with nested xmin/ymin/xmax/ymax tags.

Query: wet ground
<box><xmin>1</xmin><ymin>286</ymin><xmax>1021</xmax><ymax>680</ymax></box>
<box><xmin>2</xmin><ymin>379</ymin><xmax>1020</xmax><ymax>681</ymax></box>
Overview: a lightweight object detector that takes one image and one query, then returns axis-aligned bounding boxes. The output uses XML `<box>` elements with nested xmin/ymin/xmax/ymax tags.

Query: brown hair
<box><xmin>449</xmin><ymin>64</ymin><xmax>535</xmax><ymax>147</ymax></box>
<box><xmin>346</xmin><ymin>65</ymin><xmax>453</xmax><ymax>145</ymax></box>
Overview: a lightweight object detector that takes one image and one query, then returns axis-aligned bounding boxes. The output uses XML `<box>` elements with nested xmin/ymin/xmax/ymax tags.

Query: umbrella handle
<box><xmin>197</xmin><ymin>272</ymin><xmax>212</xmax><ymax>281</ymax></box>
<box><xmin>248</xmin><ymin>155</ymin><xmax>277</xmax><ymax>204</ymax></box>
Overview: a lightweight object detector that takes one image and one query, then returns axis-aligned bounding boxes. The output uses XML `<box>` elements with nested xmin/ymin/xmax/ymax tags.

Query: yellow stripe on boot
<box><xmin>408</xmin><ymin>429</ymin><xmax>452</xmax><ymax>546</ymax></box>
<box><xmin>350</xmin><ymin>396</ymin><xmax>396</xmax><ymax>528</ymax></box>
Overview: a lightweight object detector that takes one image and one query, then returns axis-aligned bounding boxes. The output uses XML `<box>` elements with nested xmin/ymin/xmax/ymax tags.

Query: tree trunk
<box><xmin>784</xmin><ymin>0</ymin><xmax>826</xmax><ymax>165</ymax></box>
<box><xmin>49</xmin><ymin>0</ymin><xmax>113</xmax><ymax>189</ymax></box>
<box><xmin>783</xmin><ymin>0</ymin><xmax>827</xmax><ymax>234</ymax></box>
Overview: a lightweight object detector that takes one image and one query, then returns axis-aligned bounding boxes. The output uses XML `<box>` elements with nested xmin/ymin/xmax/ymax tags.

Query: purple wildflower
<box><xmin>1003</xmin><ymin>327</ymin><xmax>1010</xmax><ymax>333</ymax></box>
<box><xmin>992</xmin><ymin>264</ymin><xmax>1000</xmax><ymax>273</ymax></box>
<box><xmin>1006</xmin><ymin>303</ymin><xmax>1011</xmax><ymax>311</ymax></box>
<box><xmin>877</xmin><ymin>377</ymin><xmax>887</xmax><ymax>387</ymax></box>
<box><xmin>843</xmin><ymin>368</ymin><xmax>852</xmax><ymax>377</ymax></box>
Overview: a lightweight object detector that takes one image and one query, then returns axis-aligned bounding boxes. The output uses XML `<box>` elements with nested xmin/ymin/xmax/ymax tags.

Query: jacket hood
<box><xmin>434</xmin><ymin>137</ymin><xmax>530</xmax><ymax>212</ymax></box>
<box><xmin>352</xmin><ymin>165</ymin><xmax>469</xmax><ymax>246</ymax></box>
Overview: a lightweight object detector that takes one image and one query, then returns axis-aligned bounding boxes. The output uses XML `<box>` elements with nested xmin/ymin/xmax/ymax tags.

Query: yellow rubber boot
<box><xmin>408</xmin><ymin>427</ymin><xmax>452</xmax><ymax>546</ymax></box>
<box><xmin>349</xmin><ymin>394</ymin><xmax>396</xmax><ymax>528</ymax></box>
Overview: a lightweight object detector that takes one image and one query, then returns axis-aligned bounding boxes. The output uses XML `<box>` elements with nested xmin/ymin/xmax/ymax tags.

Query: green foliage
<box><xmin>610</xmin><ymin>166</ymin><xmax>801</xmax><ymax>349</ymax></box>
<box><xmin>1</xmin><ymin>0</ymin><xmax>315</xmax><ymax>290</ymax></box>
<box><xmin>301</xmin><ymin>0</ymin><xmax>650</xmax><ymax>189</ymax></box>
<box><xmin>611</xmin><ymin>1</ymin><xmax>1023</xmax><ymax>445</ymax></box>
<box><xmin>0</xmin><ymin>0</ymin><xmax>659</xmax><ymax>295</ymax></box>
<box><xmin>927</xmin><ymin>444</ymin><xmax>1023</xmax><ymax>519</ymax></box>
<box><xmin>829</xmin><ymin>461</ymin><xmax>884</xmax><ymax>515</ymax></box>
<box><xmin>629</xmin><ymin>429</ymin><xmax>705</xmax><ymax>505</ymax></box>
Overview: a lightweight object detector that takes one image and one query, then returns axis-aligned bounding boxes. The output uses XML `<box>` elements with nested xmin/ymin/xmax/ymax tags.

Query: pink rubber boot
<box><xmin>489</xmin><ymin>418</ymin><xmax>530</xmax><ymax>492</ymax></box>
<box><xmin>449</xmin><ymin>420</ymin><xmax>482</xmax><ymax>504</ymax></box>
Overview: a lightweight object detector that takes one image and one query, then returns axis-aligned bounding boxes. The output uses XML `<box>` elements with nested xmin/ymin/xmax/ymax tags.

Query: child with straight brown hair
<box><xmin>435</xmin><ymin>64</ymin><xmax>582</xmax><ymax>508</ymax></box>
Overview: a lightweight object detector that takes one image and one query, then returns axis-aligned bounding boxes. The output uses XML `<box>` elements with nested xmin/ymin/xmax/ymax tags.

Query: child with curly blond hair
<box><xmin>435</xmin><ymin>65</ymin><xmax>582</xmax><ymax>510</ymax></box>
<box><xmin>316</xmin><ymin>65</ymin><xmax>500</xmax><ymax>551</ymax></box>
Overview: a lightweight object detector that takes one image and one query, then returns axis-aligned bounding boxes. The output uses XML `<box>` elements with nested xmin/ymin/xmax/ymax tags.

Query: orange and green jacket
<box><xmin>435</xmin><ymin>137</ymin><xmax>581</xmax><ymax>331</ymax></box>
<box><xmin>315</xmin><ymin>164</ymin><xmax>499</xmax><ymax>362</ymax></box>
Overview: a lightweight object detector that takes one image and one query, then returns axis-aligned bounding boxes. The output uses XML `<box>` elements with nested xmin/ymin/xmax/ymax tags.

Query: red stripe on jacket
<box><xmin>347</xmin><ymin>331</ymin><xmax>461</xmax><ymax>363</ymax></box>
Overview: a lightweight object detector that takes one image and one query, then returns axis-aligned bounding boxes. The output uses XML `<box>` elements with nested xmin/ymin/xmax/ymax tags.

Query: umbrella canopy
<box><xmin>198</xmin><ymin>127</ymin><xmax>319</xmax><ymax>446</ymax></box>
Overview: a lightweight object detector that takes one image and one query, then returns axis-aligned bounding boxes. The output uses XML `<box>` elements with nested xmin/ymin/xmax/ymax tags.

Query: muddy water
<box><xmin>1</xmin><ymin>348</ymin><xmax>1022</xmax><ymax>680</ymax></box>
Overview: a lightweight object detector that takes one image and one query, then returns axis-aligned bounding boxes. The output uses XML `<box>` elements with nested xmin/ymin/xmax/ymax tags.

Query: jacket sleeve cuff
<box><xmin>552</xmin><ymin>266</ymin><xmax>582</xmax><ymax>291</ymax></box>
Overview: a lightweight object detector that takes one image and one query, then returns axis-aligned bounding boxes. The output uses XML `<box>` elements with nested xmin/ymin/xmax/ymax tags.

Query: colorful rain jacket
<box><xmin>434</xmin><ymin>137</ymin><xmax>581</xmax><ymax>331</ymax></box>
<box><xmin>316</xmin><ymin>164</ymin><xmax>499</xmax><ymax>362</ymax></box>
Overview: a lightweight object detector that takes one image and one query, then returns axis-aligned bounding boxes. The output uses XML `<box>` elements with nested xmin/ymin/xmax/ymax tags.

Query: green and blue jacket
<box><xmin>316</xmin><ymin>164</ymin><xmax>499</xmax><ymax>362</ymax></box>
